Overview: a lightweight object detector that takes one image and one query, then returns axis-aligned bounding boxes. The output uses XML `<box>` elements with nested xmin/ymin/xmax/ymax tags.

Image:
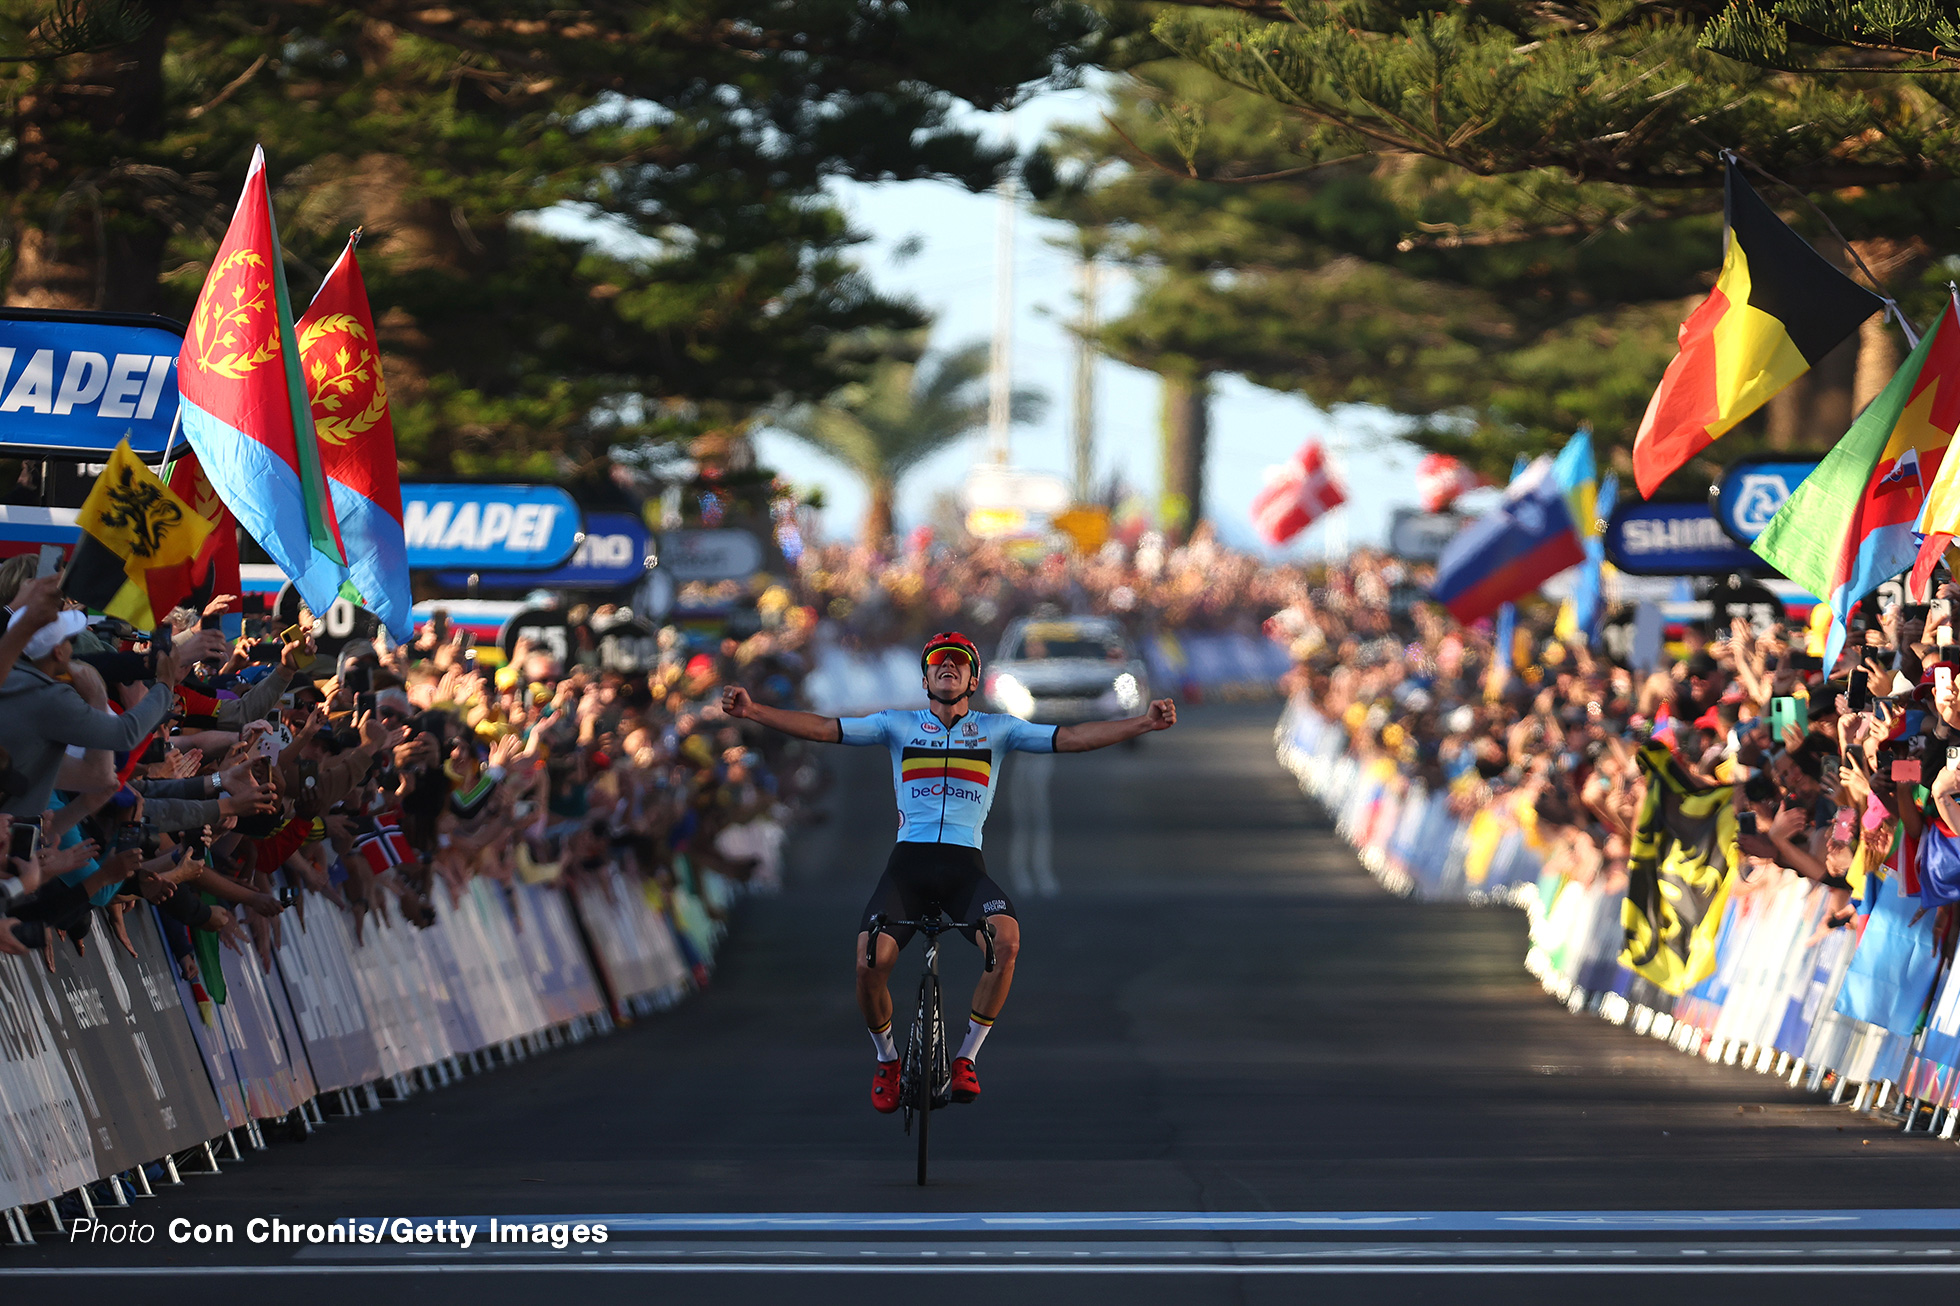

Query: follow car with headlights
<box><xmin>984</xmin><ymin>616</ymin><xmax>1149</xmax><ymax>726</ymax></box>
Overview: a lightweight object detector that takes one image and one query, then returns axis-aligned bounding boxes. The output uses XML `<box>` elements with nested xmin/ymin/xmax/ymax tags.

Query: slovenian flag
<box><xmin>1755</xmin><ymin>294</ymin><xmax>1960</xmax><ymax>669</ymax></box>
<box><xmin>1430</xmin><ymin>456</ymin><xmax>1585</xmax><ymax>625</ymax></box>
<box><xmin>177</xmin><ymin>146</ymin><xmax>346</xmax><ymax>617</ymax></box>
<box><xmin>290</xmin><ymin>234</ymin><xmax>414</xmax><ymax>640</ymax></box>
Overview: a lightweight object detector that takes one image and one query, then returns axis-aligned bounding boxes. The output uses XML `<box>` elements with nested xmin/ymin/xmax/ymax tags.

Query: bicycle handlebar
<box><xmin>865</xmin><ymin>913</ymin><xmax>998</xmax><ymax>973</ymax></box>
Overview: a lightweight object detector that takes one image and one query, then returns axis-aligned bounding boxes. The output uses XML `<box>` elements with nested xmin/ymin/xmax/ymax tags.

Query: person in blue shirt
<box><xmin>721</xmin><ymin>630</ymin><xmax>1176</xmax><ymax>1112</ymax></box>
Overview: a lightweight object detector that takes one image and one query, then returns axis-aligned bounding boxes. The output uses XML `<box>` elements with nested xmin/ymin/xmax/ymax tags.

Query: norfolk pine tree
<box><xmin>0</xmin><ymin>2</ymin><xmax>1100</xmax><ymax>477</ymax></box>
<box><xmin>1052</xmin><ymin>3</ymin><xmax>1960</xmax><ymax>489</ymax></box>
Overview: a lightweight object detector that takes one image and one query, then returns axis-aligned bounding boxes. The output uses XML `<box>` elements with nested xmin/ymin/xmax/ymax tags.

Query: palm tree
<box><xmin>777</xmin><ymin>334</ymin><xmax>1045</xmax><ymax>543</ymax></box>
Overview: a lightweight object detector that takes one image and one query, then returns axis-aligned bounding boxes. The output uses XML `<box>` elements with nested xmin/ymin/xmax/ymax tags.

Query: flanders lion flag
<box><xmin>64</xmin><ymin>440</ymin><xmax>215</xmax><ymax>628</ymax></box>
<box><xmin>1619</xmin><ymin>743</ymin><xmax>1739</xmax><ymax>996</ymax></box>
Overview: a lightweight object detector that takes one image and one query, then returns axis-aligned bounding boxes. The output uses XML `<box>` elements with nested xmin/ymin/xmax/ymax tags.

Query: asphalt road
<box><xmin>5</xmin><ymin>702</ymin><xmax>1957</xmax><ymax>1302</ymax></box>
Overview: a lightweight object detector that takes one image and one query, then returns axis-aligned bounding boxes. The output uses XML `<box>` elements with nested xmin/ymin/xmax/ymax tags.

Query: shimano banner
<box><xmin>1713</xmin><ymin>458</ymin><xmax>1819</xmax><ymax>545</ymax></box>
<box><xmin>0</xmin><ymin>310</ymin><xmax>184</xmax><ymax>459</ymax></box>
<box><xmin>401</xmin><ymin>483</ymin><xmax>581</xmax><ymax>571</ymax></box>
<box><xmin>1605</xmin><ymin>501</ymin><xmax>1765</xmax><ymax>576</ymax></box>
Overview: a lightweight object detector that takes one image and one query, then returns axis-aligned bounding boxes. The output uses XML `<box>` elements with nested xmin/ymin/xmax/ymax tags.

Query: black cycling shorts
<box><xmin>858</xmin><ymin>841</ymin><xmax>1017</xmax><ymax>949</ymax></box>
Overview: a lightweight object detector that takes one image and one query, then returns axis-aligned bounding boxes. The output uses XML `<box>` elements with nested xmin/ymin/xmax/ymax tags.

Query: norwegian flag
<box><xmin>1416</xmin><ymin>453</ymin><xmax>1480</xmax><ymax>512</ymax></box>
<box><xmin>1252</xmin><ymin>438</ymin><xmax>1346</xmax><ymax>545</ymax></box>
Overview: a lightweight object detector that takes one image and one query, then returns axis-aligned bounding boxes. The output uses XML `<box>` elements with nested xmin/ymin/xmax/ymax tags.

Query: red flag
<box><xmin>145</xmin><ymin>451</ymin><xmax>242</xmax><ymax>614</ymax></box>
<box><xmin>292</xmin><ymin>236</ymin><xmax>413</xmax><ymax>638</ymax></box>
<box><xmin>1252</xmin><ymin>439</ymin><xmax>1346</xmax><ymax>545</ymax></box>
<box><xmin>177</xmin><ymin>146</ymin><xmax>346</xmax><ymax>617</ymax></box>
<box><xmin>1416</xmin><ymin>454</ymin><xmax>1480</xmax><ymax>512</ymax></box>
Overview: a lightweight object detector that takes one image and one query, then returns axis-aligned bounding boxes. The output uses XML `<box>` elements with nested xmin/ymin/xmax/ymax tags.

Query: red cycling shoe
<box><xmin>872</xmin><ymin>1059</ymin><xmax>901</xmax><ymax>1113</ymax></box>
<box><xmin>949</xmin><ymin>1057</ymin><xmax>980</xmax><ymax>1103</ymax></box>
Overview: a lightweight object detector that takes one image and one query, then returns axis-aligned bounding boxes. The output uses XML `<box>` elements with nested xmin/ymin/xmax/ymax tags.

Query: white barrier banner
<box><xmin>0</xmin><ymin>954</ymin><xmax>97</xmax><ymax>1209</ymax></box>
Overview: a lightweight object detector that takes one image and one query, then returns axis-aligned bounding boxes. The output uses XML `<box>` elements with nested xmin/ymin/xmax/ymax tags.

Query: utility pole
<box><xmin>1071</xmin><ymin>253</ymin><xmax>1098</xmax><ymax>502</ymax></box>
<box><xmin>987</xmin><ymin>177</ymin><xmax>1016</xmax><ymax>466</ymax></box>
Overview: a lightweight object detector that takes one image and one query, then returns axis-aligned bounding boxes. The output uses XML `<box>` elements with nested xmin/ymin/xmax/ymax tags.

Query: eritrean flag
<box><xmin>1632</xmin><ymin>159</ymin><xmax>1883</xmax><ymax>498</ymax></box>
<box><xmin>1429</xmin><ymin>456</ymin><xmax>1584</xmax><ymax>626</ymax></box>
<box><xmin>1754</xmin><ymin>295</ymin><xmax>1960</xmax><ymax>669</ymax></box>
<box><xmin>901</xmin><ymin>747</ymin><xmax>992</xmax><ymax>788</ymax></box>
<box><xmin>177</xmin><ymin>146</ymin><xmax>346</xmax><ymax>617</ymax></box>
<box><xmin>290</xmin><ymin>234</ymin><xmax>414</xmax><ymax>640</ymax></box>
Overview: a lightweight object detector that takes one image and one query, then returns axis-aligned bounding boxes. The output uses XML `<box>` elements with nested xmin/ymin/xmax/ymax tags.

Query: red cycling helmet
<box><xmin>921</xmin><ymin>631</ymin><xmax>983</xmax><ymax>680</ymax></box>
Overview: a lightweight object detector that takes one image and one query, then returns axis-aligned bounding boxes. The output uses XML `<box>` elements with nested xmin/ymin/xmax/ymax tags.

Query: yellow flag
<box><xmin>67</xmin><ymin>440</ymin><xmax>215</xmax><ymax>628</ymax></box>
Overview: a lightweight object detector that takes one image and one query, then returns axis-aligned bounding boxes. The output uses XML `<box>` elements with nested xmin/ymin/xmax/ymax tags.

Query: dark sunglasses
<box><xmin>924</xmin><ymin>646</ymin><xmax>972</xmax><ymax>668</ymax></box>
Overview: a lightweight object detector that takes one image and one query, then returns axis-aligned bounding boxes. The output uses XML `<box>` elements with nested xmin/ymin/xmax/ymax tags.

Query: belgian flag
<box><xmin>63</xmin><ymin>440</ymin><xmax>215</xmax><ymax>629</ymax></box>
<box><xmin>1633</xmin><ymin>160</ymin><xmax>1884</xmax><ymax>497</ymax></box>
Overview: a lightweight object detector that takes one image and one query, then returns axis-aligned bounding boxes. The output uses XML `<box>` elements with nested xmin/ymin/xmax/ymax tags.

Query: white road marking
<box><xmin>3</xmin><ymin>1264</ymin><xmax>1960</xmax><ymax>1277</ymax></box>
<box><xmin>1007</xmin><ymin>751</ymin><xmax>1057</xmax><ymax>897</ymax></box>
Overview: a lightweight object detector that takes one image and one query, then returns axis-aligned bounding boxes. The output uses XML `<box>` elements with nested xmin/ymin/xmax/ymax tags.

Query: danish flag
<box><xmin>1251</xmin><ymin>438</ymin><xmax>1346</xmax><ymax>546</ymax></box>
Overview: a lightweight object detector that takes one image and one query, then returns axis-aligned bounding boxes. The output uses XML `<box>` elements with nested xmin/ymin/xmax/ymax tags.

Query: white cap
<box><xmin>24</xmin><ymin>610</ymin><xmax>88</xmax><ymax>660</ymax></box>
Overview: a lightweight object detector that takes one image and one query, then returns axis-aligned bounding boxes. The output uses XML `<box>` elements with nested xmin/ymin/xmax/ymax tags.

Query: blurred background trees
<box><xmin>0</xmin><ymin>0</ymin><xmax>1098</xmax><ymax>478</ymax></box>
<box><xmin>778</xmin><ymin>330</ymin><xmax>1045</xmax><ymax>541</ymax></box>
<box><xmin>1038</xmin><ymin>1</ymin><xmax>1960</xmax><ymax>500</ymax></box>
<box><xmin>13</xmin><ymin>1</ymin><xmax>1960</xmax><ymax>522</ymax></box>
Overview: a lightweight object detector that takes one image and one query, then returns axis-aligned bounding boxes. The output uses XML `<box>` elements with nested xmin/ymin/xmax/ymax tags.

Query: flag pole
<box><xmin>156</xmin><ymin>406</ymin><xmax>184</xmax><ymax>473</ymax></box>
<box><xmin>1725</xmin><ymin>149</ymin><xmax>1920</xmax><ymax>342</ymax></box>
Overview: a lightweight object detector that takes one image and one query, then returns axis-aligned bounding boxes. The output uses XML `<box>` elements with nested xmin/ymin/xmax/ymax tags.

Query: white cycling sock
<box><xmin>956</xmin><ymin>1010</ymin><xmax>994</xmax><ymax>1062</ymax></box>
<box><xmin>869</xmin><ymin>1019</ymin><xmax>897</xmax><ymax>1062</ymax></box>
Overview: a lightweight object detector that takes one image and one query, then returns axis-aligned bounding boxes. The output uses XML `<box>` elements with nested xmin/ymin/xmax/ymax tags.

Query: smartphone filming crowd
<box><xmin>0</xmin><ymin>550</ymin><xmax>825</xmax><ymax>1229</ymax></box>
<box><xmin>1273</xmin><ymin>552</ymin><xmax>1960</xmax><ymax>1133</ymax></box>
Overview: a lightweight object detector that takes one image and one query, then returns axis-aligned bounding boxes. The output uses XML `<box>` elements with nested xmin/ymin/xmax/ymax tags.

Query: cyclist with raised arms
<box><xmin>721</xmin><ymin>631</ymin><xmax>1176</xmax><ymax>1111</ymax></box>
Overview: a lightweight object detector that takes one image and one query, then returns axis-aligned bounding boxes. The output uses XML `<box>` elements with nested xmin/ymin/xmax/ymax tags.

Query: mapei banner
<box><xmin>0</xmin><ymin>310</ymin><xmax>185</xmax><ymax>459</ymax></box>
<box><xmin>401</xmin><ymin>483</ymin><xmax>581</xmax><ymax>571</ymax></box>
<box><xmin>434</xmin><ymin>510</ymin><xmax>652</xmax><ymax>590</ymax></box>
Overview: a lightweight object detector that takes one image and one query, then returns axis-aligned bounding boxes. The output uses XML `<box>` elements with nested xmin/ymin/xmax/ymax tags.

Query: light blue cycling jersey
<box><xmin>838</xmin><ymin>707</ymin><xmax>1058</xmax><ymax>848</ymax></box>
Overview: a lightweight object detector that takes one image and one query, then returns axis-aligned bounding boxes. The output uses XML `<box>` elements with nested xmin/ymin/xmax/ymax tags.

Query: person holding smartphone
<box><xmin>0</xmin><ymin>606</ymin><xmax>186</xmax><ymax>819</ymax></box>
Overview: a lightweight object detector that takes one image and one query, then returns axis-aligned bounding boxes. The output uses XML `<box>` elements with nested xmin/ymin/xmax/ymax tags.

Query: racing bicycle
<box><xmin>865</xmin><ymin>911</ymin><xmax>996</xmax><ymax>1186</ymax></box>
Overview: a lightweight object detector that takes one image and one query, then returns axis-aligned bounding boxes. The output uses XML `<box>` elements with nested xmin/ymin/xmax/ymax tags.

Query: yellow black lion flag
<box><xmin>63</xmin><ymin>440</ymin><xmax>214</xmax><ymax>629</ymax></box>
<box><xmin>1620</xmin><ymin>743</ymin><xmax>1739</xmax><ymax>995</ymax></box>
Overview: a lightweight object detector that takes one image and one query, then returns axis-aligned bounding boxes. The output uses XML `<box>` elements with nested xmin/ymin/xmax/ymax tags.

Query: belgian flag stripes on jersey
<box><xmin>901</xmin><ymin>746</ymin><xmax>992</xmax><ymax>788</ymax></box>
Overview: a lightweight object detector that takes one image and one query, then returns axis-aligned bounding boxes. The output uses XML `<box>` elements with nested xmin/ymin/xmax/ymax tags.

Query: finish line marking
<box><xmin>326</xmin><ymin>1210</ymin><xmax>1960</xmax><ymax>1234</ymax></box>
<box><xmin>4</xmin><ymin>1264</ymin><xmax>1960</xmax><ymax>1278</ymax></box>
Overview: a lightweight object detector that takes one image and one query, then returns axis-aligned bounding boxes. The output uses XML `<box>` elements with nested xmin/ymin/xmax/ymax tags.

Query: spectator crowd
<box><xmin>1273</xmin><ymin>547</ymin><xmax>1960</xmax><ymax>984</ymax></box>
<box><xmin>0</xmin><ymin>550</ymin><xmax>829</xmax><ymax>1000</ymax></box>
<box><xmin>799</xmin><ymin>524</ymin><xmax>1310</xmax><ymax>650</ymax></box>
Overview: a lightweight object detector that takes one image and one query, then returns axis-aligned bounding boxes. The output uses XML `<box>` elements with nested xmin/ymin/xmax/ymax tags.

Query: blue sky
<box><xmin>750</xmin><ymin>81</ymin><xmax>1427</xmax><ymax>556</ymax></box>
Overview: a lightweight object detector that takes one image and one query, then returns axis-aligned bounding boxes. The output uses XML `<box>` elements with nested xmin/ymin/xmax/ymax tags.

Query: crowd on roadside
<box><xmin>1274</xmin><ymin>548</ymin><xmax>1960</xmax><ymax>970</ymax></box>
<box><xmin>797</xmin><ymin>524</ymin><xmax>1313</xmax><ymax>650</ymax></box>
<box><xmin>0</xmin><ymin>550</ymin><xmax>831</xmax><ymax>999</ymax></box>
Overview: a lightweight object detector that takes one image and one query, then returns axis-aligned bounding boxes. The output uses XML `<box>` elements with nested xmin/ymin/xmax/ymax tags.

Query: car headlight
<box><xmin>991</xmin><ymin>673</ymin><xmax>1036</xmax><ymax>719</ymax></box>
<box><xmin>1112</xmin><ymin>672</ymin><xmax>1141</xmax><ymax>711</ymax></box>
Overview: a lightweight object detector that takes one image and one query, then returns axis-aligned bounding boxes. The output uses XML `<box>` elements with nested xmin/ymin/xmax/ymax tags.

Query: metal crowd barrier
<box><xmin>1274</xmin><ymin>695</ymin><xmax>1960</xmax><ymax>1142</ymax></box>
<box><xmin>0</xmin><ymin>864</ymin><xmax>726</xmax><ymax>1242</ymax></box>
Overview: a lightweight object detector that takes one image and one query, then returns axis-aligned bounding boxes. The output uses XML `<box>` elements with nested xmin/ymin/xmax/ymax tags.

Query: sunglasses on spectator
<box><xmin>924</xmin><ymin>647</ymin><xmax>972</xmax><ymax>668</ymax></box>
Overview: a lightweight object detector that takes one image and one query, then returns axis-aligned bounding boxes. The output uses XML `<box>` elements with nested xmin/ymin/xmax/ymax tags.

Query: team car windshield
<box><xmin>1004</xmin><ymin>623</ymin><xmax>1128</xmax><ymax>662</ymax></box>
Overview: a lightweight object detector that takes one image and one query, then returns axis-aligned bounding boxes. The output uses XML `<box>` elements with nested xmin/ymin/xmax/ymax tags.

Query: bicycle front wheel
<box><xmin>915</xmin><ymin>970</ymin><xmax>939</xmax><ymax>1186</ymax></box>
